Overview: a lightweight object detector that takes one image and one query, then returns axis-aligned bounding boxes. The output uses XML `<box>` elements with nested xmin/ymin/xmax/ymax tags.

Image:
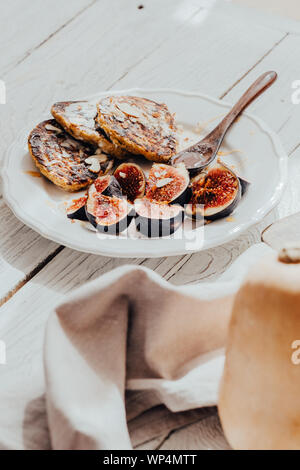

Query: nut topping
<box><xmin>116</xmin><ymin>102</ymin><xmax>142</xmax><ymax>117</ymax></box>
<box><xmin>60</xmin><ymin>141</ymin><xmax>72</xmax><ymax>149</ymax></box>
<box><xmin>156</xmin><ymin>177</ymin><xmax>173</xmax><ymax>188</ymax></box>
<box><xmin>85</xmin><ymin>157</ymin><xmax>100</xmax><ymax>173</ymax></box>
<box><xmin>45</xmin><ymin>124</ymin><xmax>62</xmax><ymax>133</ymax></box>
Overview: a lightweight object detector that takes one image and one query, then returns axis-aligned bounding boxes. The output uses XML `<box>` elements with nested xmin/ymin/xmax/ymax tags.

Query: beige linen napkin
<box><xmin>44</xmin><ymin>264</ymin><xmax>236</xmax><ymax>450</ymax></box>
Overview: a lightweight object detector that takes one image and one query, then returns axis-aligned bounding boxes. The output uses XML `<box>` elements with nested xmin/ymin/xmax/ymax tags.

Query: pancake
<box><xmin>28</xmin><ymin>119</ymin><xmax>113</xmax><ymax>192</ymax></box>
<box><xmin>96</xmin><ymin>96</ymin><xmax>178</xmax><ymax>163</ymax></box>
<box><xmin>51</xmin><ymin>100</ymin><xmax>128</xmax><ymax>160</ymax></box>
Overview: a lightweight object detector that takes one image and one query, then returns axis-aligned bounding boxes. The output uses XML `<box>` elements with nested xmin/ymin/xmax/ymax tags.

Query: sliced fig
<box><xmin>114</xmin><ymin>162</ymin><xmax>146</xmax><ymax>202</ymax></box>
<box><xmin>145</xmin><ymin>162</ymin><xmax>190</xmax><ymax>206</ymax></box>
<box><xmin>93</xmin><ymin>173</ymin><xmax>123</xmax><ymax>198</ymax></box>
<box><xmin>86</xmin><ymin>183</ymin><xmax>133</xmax><ymax>234</ymax></box>
<box><xmin>186</xmin><ymin>162</ymin><xmax>241</xmax><ymax>220</ymax></box>
<box><xmin>66</xmin><ymin>195</ymin><xmax>88</xmax><ymax>221</ymax></box>
<box><xmin>135</xmin><ymin>198</ymin><xmax>184</xmax><ymax>238</ymax></box>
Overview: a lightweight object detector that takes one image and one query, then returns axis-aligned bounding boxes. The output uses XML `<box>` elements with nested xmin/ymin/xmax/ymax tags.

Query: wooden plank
<box><xmin>0</xmin><ymin>0</ymin><xmax>94</xmax><ymax>74</ymax></box>
<box><xmin>110</xmin><ymin>3</ymin><xmax>300</xmax><ymax>155</ymax></box>
<box><xmin>223</xmin><ymin>34</ymin><xmax>300</xmax><ymax>155</ymax></box>
<box><xmin>0</xmin><ymin>199</ymin><xmax>60</xmax><ymax>304</ymax></box>
<box><xmin>146</xmin><ymin>213</ymin><xmax>276</xmax><ymax>285</ymax></box>
<box><xmin>0</xmin><ymin>0</ymin><xmax>204</xmax><ymax>155</ymax></box>
<box><xmin>111</xmin><ymin>1</ymin><xmax>286</xmax><ymax>96</ymax></box>
<box><xmin>158</xmin><ymin>410</ymin><xmax>231</xmax><ymax>450</ymax></box>
<box><xmin>129</xmin><ymin>406</ymin><xmax>213</xmax><ymax>449</ymax></box>
<box><xmin>134</xmin><ymin>435</ymin><xmax>169</xmax><ymax>451</ymax></box>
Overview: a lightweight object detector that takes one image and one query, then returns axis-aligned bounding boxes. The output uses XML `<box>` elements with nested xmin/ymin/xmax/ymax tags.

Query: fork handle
<box><xmin>207</xmin><ymin>71</ymin><xmax>277</xmax><ymax>144</ymax></box>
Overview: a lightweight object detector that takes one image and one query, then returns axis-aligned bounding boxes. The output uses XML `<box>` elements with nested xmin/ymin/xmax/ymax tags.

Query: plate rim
<box><xmin>2</xmin><ymin>87</ymin><xmax>288</xmax><ymax>258</ymax></box>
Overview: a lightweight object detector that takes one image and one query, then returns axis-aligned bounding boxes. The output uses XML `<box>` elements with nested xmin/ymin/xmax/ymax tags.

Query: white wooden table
<box><xmin>1</xmin><ymin>0</ymin><xmax>300</xmax><ymax>450</ymax></box>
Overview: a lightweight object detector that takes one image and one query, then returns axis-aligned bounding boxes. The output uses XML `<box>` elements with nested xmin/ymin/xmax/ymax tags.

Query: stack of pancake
<box><xmin>28</xmin><ymin>96</ymin><xmax>178</xmax><ymax>192</ymax></box>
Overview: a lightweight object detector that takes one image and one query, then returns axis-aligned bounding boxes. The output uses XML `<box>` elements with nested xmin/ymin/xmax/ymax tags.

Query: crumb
<box><xmin>138</xmin><ymin>4</ymin><xmax>144</xmax><ymax>9</ymax></box>
<box><xmin>184</xmin><ymin>137</ymin><xmax>189</xmax><ymax>142</ymax></box>
<box><xmin>226</xmin><ymin>216</ymin><xmax>235</xmax><ymax>222</ymax></box>
<box><xmin>217</xmin><ymin>149</ymin><xmax>241</xmax><ymax>157</ymax></box>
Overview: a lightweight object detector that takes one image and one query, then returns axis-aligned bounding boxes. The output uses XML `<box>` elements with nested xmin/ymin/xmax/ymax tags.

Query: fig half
<box><xmin>66</xmin><ymin>173</ymin><xmax>120</xmax><ymax>222</ymax></box>
<box><xmin>145</xmin><ymin>162</ymin><xmax>190</xmax><ymax>206</ymax></box>
<box><xmin>135</xmin><ymin>198</ymin><xmax>184</xmax><ymax>238</ymax></box>
<box><xmin>186</xmin><ymin>162</ymin><xmax>241</xmax><ymax>220</ymax></box>
<box><xmin>93</xmin><ymin>173</ymin><xmax>122</xmax><ymax>198</ymax></box>
<box><xmin>86</xmin><ymin>179</ymin><xmax>133</xmax><ymax>234</ymax></box>
<box><xmin>114</xmin><ymin>162</ymin><xmax>146</xmax><ymax>202</ymax></box>
<box><xmin>66</xmin><ymin>195</ymin><xmax>88</xmax><ymax>221</ymax></box>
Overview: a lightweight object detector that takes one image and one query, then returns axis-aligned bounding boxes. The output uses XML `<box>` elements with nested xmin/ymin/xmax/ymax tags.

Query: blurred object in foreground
<box><xmin>219</xmin><ymin>247</ymin><xmax>300</xmax><ymax>449</ymax></box>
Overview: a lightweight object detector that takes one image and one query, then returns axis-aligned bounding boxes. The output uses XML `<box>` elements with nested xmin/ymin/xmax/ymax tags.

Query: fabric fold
<box><xmin>44</xmin><ymin>265</ymin><xmax>235</xmax><ymax>449</ymax></box>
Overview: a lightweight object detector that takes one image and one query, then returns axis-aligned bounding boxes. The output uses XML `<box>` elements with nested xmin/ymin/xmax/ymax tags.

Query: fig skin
<box><xmin>135</xmin><ymin>199</ymin><xmax>184</xmax><ymax>238</ymax></box>
<box><xmin>88</xmin><ymin>211</ymin><xmax>133</xmax><ymax>235</ymax></box>
<box><xmin>186</xmin><ymin>163</ymin><xmax>241</xmax><ymax>221</ymax></box>
<box><xmin>114</xmin><ymin>162</ymin><xmax>146</xmax><ymax>202</ymax></box>
<box><xmin>67</xmin><ymin>195</ymin><xmax>88</xmax><ymax>221</ymax></box>
<box><xmin>93</xmin><ymin>174</ymin><xmax>123</xmax><ymax>198</ymax></box>
<box><xmin>146</xmin><ymin>163</ymin><xmax>191</xmax><ymax>206</ymax></box>
<box><xmin>239</xmin><ymin>177</ymin><xmax>250</xmax><ymax>196</ymax></box>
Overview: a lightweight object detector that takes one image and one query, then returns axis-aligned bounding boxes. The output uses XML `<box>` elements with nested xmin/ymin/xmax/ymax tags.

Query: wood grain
<box><xmin>112</xmin><ymin>1</ymin><xmax>286</xmax><ymax>95</ymax></box>
<box><xmin>159</xmin><ymin>411</ymin><xmax>231</xmax><ymax>450</ymax></box>
<box><xmin>0</xmin><ymin>0</ymin><xmax>94</xmax><ymax>74</ymax></box>
<box><xmin>0</xmin><ymin>200</ymin><xmax>60</xmax><ymax>303</ymax></box>
<box><xmin>224</xmin><ymin>33</ymin><xmax>300</xmax><ymax>155</ymax></box>
<box><xmin>129</xmin><ymin>406</ymin><xmax>214</xmax><ymax>449</ymax></box>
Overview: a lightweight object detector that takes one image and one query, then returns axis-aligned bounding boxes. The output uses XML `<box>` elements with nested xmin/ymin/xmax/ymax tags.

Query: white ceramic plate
<box><xmin>2</xmin><ymin>88</ymin><xmax>287</xmax><ymax>258</ymax></box>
